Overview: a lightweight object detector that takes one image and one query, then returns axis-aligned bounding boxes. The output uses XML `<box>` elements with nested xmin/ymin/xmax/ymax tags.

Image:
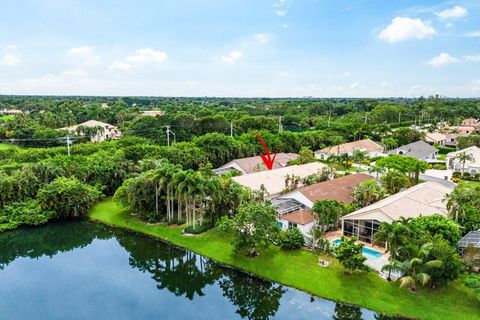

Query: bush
<box><xmin>437</xmin><ymin>146</ymin><xmax>456</xmax><ymax>154</ymax></box>
<box><xmin>278</xmin><ymin>228</ymin><xmax>304</xmax><ymax>249</ymax></box>
<box><xmin>452</xmin><ymin>171</ymin><xmax>462</xmax><ymax>179</ymax></box>
<box><xmin>184</xmin><ymin>220</ymin><xmax>214</xmax><ymax>234</ymax></box>
<box><xmin>37</xmin><ymin>177</ymin><xmax>101</xmax><ymax>219</ymax></box>
<box><xmin>0</xmin><ymin>200</ymin><xmax>55</xmax><ymax>232</ymax></box>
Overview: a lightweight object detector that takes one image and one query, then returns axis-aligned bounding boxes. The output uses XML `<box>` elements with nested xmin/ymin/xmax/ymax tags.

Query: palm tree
<box><xmin>390</xmin><ymin>243</ymin><xmax>443</xmax><ymax>292</ymax></box>
<box><xmin>173</xmin><ymin>170</ymin><xmax>188</xmax><ymax>223</ymax></box>
<box><xmin>353</xmin><ymin>150</ymin><xmax>367</xmax><ymax>171</ymax></box>
<box><xmin>381</xmin><ymin>137</ymin><xmax>398</xmax><ymax>152</ymax></box>
<box><xmin>374</xmin><ymin>222</ymin><xmax>410</xmax><ymax>261</ymax></box>
<box><xmin>370</xmin><ymin>165</ymin><xmax>385</xmax><ymax>181</ymax></box>
<box><xmin>352</xmin><ymin>180</ymin><xmax>384</xmax><ymax>207</ymax></box>
<box><xmin>455</xmin><ymin>152</ymin><xmax>473</xmax><ymax>174</ymax></box>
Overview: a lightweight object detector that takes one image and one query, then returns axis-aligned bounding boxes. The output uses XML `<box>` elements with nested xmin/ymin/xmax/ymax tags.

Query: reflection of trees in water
<box><xmin>116</xmin><ymin>233</ymin><xmax>222</xmax><ymax>300</ymax></box>
<box><xmin>0</xmin><ymin>221</ymin><xmax>112</xmax><ymax>269</ymax></box>
<box><xmin>219</xmin><ymin>271</ymin><xmax>285</xmax><ymax>320</ymax></box>
<box><xmin>334</xmin><ymin>302</ymin><xmax>363</xmax><ymax>320</ymax></box>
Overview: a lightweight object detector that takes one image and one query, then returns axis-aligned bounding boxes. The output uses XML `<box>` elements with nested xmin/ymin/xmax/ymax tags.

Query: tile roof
<box><xmin>316</xmin><ymin>139</ymin><xmax>383</xmax><ymax>156</ymax></box>
<box><xmin>425</xmin><ymin>132</ymin><xmax>446</xmax><ymax>142</ymax></box>
<box><xmin>232</xmin><ymin>162</ymin><xmax>327</xmax><ymax>196</ymax></box>
<box><xmin>298</xmin><ymin>173</ymin><xmax>373</xmax><ymax>204</ymax></box>
<box><xmin>219</xmin><ymin>153</ymin><xmax>298</xmax><ymax>174</ymax></box>
<box><xmin>341</xmin><ymin>182</ymin><xmax>452</xmax><ymax>223</ymax></box>
<box><xmin>388</xmin><ymin>140</ymin><xmax>439</xmax><ymax>159</ymax></box>
<box><xmin>281</xmin><ymin>209</ymin><xmax>315</xmax><ymax>225</ymax></box>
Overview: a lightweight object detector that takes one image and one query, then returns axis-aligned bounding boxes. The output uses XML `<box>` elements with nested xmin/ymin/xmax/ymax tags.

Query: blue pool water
<box><xmin>332</xmin><ymin>239</ymin><xmax>383</xmax><ymax>259</ymax></box>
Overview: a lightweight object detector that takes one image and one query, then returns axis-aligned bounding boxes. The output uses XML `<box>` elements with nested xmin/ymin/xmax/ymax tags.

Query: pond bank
<box><xmin>89</xmin><ymin>198</ymin><xmax>480</xmax><ymax>320</ymax></box>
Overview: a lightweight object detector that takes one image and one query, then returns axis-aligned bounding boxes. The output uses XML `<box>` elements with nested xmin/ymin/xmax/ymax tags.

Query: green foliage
<box><xmin>409</xmin><ymin>215</ymin><xmax>461</xmax><ymax>247</ymax></box>
<box><xmin>312</xmin><ymin>200</ymin><xmax>345</xmax><ymax>230</ymax></box>
<box><xmin>464</xmin><ymin>274</ymin><xmax>480</xmax><ymax>301</ymax></box>
<box><xmin>228</xmin><ymin>203</ymin><xmax>280</xmax><ymax>256</ymax></box>
<box><xmin>376</xmin><ymin>155</ymin><xmax>427</xmax><ymax>182</ymax></box>
<box><xmin>37</xmin><ymin>177</ymin><xmax>101</xmax><ymax>218</ymax></box>
<box><xmin>335</xmin><ymin>237</ymin><xmax>368</xmax><ymax>274</ymax></box>
<box><xmin>381</xmin><ymin>170</ymin><xmax>411</xmax><ymax>194</ymax></box>
<box><xmin>183</xmin><ymin>220</ymin><xmax>214</xmax><ymax>234</ymax></box>
<box><xmin>352</xmin><ymin>179</ymin><xmax>384</xmax><ymax>207</ymax></box>
<box><xmin>278</xmin><ymin>228</ymin><xmax>304</xmax><ymax>249</ymax></box>
<box><xmin>0</xmin><ymin>201</ymin><xmax>55</xmax><ymax>232</ymax></box>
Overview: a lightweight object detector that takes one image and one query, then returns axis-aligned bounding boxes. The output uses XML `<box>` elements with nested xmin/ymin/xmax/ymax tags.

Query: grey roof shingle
<box><xmin>388</xmin><ymin>140</ymin><xmax>438</xmax><ymax>159</ymax></box>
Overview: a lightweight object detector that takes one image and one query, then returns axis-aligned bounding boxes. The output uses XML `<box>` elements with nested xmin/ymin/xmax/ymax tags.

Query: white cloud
<box><xmin>445</xmin><ymin>22</ymin><xmax>454</xmax><ymax>28</ymax></box>
<box><xmin>464</xmin><ymin>55</ymin><xmax>480</xmax><ymax>62</ymax></box>
<box><xmin>381</xmin><ymin>82</ymin><xmax>393</xmax><ymax>88</ymax></box>
<box><xmin>67</xmin><ymin>46</ymin><xmax>101</xmax><ymax>65</ymax></box>
<box><xmin>275</xmin><ymin>9</ymin><xmax>287</xmax><ymax>16</ymax></box>
<box><xmin>343</xmin><ymin>71</ymin><xmax>351</xmax><ymax>77</ymax></box>
<box><xmin>220</xmin><ymin>50</ymin><xmax>243</xmax><ymax>64</ymax></box>
<box><xmin>1</xmin><ymin>54</ymin><xmax>21</xmax><ymax>66</ymax></box>
<box><xmin>253</xmin><ymin>33</ymin><xmax>272</xmax><ymax>44</ymax></box>
<box><xmin>436</xmin><ymin>6</ymin><xmax>467</xmax><ymax>20</ymax></box>
<box><xmin>282</xmin><ymin>24</ymin><xmax>289</xmax><ymax>29</ymax></box>
<box><xmin>126</xmin><ymin>48</ymin><xmax>168</xmax><ymax>63</ymax></box>
<box><xmin>279</xmin><ymin>71</ymin><xmax>289</xmax><ymax>77</ymax></box>
<box><xmin>379</xmin><ymin>17</ymin><xmax>436</xmax><ymax>43</ymax></box>
<box><xmin>61</xmin><ymin>68</ymin><xmax>88</xmax><ymax>78</ymax></box>
<box><xmin>349</xmin><ymin>81</ymin><xmax>360</xmax><ymax>88</ymax></box>
<box><xmin>464</xmin><ymin>31</ymin><xmax>480</xmax><ymax>38</ymax></box>
<box><xmin>108</xmin><ymin>61</ymin><xmax>131</xmax><ymax>71</ymax></box>
<box><xmin>6</xmin><ymin>44</ymin><xmax>17</xmax><ymax>50</ymax></box>
<box><xmin>426</xmin><ymin>53</ymin><xmax>459</xmax><ymax>67</ymax></box>
<box><xmin>273</xmin><ymin>0</ymin><xmax>290</xmax><ymax>16</ymax></box>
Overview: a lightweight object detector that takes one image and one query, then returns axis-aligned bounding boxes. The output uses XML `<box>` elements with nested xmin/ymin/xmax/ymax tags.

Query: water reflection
<box><xmin>0</xmin><ymin>222</ymin><xmax>404</xmax><ymax>320</ymax></box>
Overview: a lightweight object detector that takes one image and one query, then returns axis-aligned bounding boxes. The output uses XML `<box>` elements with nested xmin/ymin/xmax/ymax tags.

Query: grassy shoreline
<box><xmin>89</xmin><ymin>198</ymin><xmax>480</xmax><ymax>320</ymax></box>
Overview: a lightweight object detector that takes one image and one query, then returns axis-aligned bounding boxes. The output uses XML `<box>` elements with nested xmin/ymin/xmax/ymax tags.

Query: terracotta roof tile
<box><xmin>281</xmin><ymin>209</ymin><xmax>315</xmax><ymax>225</ymax></box>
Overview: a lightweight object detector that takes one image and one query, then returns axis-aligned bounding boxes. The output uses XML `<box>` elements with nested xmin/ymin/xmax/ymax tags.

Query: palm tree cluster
<box><xmin>375</xmin><ymin>219</ymin><xmax>443</xmax><ymax>291</ymax></box>
<box><xmin>114</xmin><ymin>162</ymin><xmax>251</xmax><ymax>229</ymax></box>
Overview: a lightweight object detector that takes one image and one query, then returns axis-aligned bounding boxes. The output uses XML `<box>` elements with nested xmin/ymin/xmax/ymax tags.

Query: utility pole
<box><xmin>230</xmin><ymin>122</ymin><xmax>233</xmax><ymax>137</ymax></box>
<box><xmin>278</xmin><ymin>116</ymin><xmax>283</xmax><ymax>133</ymax></box>
<box><xmin>364</xmin><ymin>114</ymin><xmax>368</xmax><ymax>124</ymax></box>
<box><xmin>66</xmin><ymin>136</ymin><xmax>72</xmax><ymax>156</ymax></box>
<box><xmin>166</xmin><ymin>125</ymin><xmax>170</xmax><ymax>146</ymax></box>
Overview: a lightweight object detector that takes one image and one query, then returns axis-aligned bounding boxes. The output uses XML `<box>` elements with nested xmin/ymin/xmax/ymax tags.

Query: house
<box><xmin>214</xmin><ymin>153</ymin><xmax>299</xmax><ymax>175</ymax></box>
<box><xmin>280</xmin><ymin>173</ymin><xmax>373</xmax><ymax>209</ymax></box>
<box><xmin>232</xmin><ymin>162</ymin><xmax>327</xmax><ymax>198</ymax></box>
<box><xmin>461</xmin><ymin>118</ymin><xmax>480</xmax><ymax>132</ymax></box>
<box><xmin>279</xmin><ymin>209</ymin><xmax>315</xmax><ymax>235</ymax></box>
<box><xmin>388</xmin><ymin>140</ymin><xmax>439</xmax><ymax>161</ymax></box>
<box><xmin>445</xmin><ymin>133</ymin><xmax>461</xmax><ymax>147</ymax></box>
<box><xmin>425</xmin><ymin>132</ymin><xmax>447</xmax><ymax>146</ymax></box>
<box><xmin>59</xmin><ymin>120</ymin><xmax>122</xmax><ymax>143</ymax></box>
<box><xmin>446</xmin><ymin>146</ymin><xmax>480</xmax><ymax>175</ymax></box>
<box><xmin>0</xmin><ymin>109</ymin><xmax>23</xmax><ymax>115</ymax></box>
<box><xmin>315</xmin><ymin>139</ymin><xmax>384</xmax><ymax>160</ymax></box>
<box><xmin>444</xmin><ymin>125</ymin><xmax>475</xmax><ymax>135</ymax></box>
<box><xmin>340</xmin><ymin>182</ymin><xmax>452</xmax><ymax>244</ymax></box>
<box><xmin>141</xmin><ymin>110</ymin><xmax>165</xmax><ymax>117</ymax></box>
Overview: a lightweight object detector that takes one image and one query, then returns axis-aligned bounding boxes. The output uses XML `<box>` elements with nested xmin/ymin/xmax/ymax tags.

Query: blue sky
<box><xmin>1</xmin><ymin>0</ymin><xmax>480</xmax><ymax>97</ymax></box>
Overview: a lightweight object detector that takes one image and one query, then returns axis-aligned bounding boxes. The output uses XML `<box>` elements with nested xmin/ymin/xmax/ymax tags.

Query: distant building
<box><xmin>315</xmin><ymin>139</ymin><xmax>384</xmax><ymax>160</ymax></box>
<box><xmin>59</xmin><ymin>120</ymin><xmax>122</xmax><ymax>143</ymax></box>
<box><xmin>388</xmin><ymin>140</ymin><xmax>439</xmax><ymax>161</ymax></box>
<box><xmin>446</xmin><ymin>146</ymin><xmax>480</xmax><ymax>175</ymax></box>
<box><xmin>232</xmin><ymin>162</ymin><xmax>327</xmax><ymax>199</ymax></box>
<box><xmin>214</xmin><ymin>153</ymin><xmax>299</xmax><ymax>175</ymax></box>
<box><xmin>461</xmin><ymin>118</ymin><xmax>480</xmax><ymax>132</ymax></box>
<box><xmin>141</xmin><ymin>110</ymin><xmax>165</xmax><ymax>117</ymax></box>
<box><xmin>444</xmin><ymin>125</ymin><xmax>475</xmax><ymax>135</ymax></box>
<box><xmin>0</xmin><ymin>109</ymin><xmax>23</xmax><ymax>115</ymax></box>
<box><xmin>425</xmin><ymin>132</ymin><xmax>447</xmax><ymax>146</ymax></box>
<box><xmin>340</xmin><ymin>182</ymin><xmax>452</xmax><ymax>244</ymax></box>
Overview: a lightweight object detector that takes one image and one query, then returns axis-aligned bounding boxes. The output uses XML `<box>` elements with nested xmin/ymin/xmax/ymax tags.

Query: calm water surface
<box><xmin>0</xmin><ymin>221</ymin><xmax>402</xmax><ymax>320</ymax></box>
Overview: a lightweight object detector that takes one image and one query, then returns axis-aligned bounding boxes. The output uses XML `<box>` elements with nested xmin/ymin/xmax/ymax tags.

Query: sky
<box><xmin>1</xmin><ymin>0</ymin><xmax>480</xmax><ymax>97</ymax></box>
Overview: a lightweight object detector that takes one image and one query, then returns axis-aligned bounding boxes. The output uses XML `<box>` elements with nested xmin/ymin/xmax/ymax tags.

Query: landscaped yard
<box><xmin>89</xmin><ymin>198</ymin><xmax>480</xmax><ymax>320</ymax></box>
<box><xmin>459</xmin><ymin>180</ymin><xmax>480</xmax><ymax>189</ymax></box>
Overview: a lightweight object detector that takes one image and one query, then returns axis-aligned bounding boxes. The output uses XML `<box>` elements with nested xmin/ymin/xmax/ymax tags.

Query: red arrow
<box><xmin>255</xmin><ymin>133</ymin><xmax>278</xmax><ymax>170</ymax></box>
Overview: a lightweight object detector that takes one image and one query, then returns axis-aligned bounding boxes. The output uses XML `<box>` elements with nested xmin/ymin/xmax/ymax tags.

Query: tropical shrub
<box><xmin>335</xmin><ymin>237</ymin><xmax>368</xmax><ymax>274</ymax></box>
<box><xmin>0</xmin><ymin>200</ymin><xmax>55</xmax><ymax>232</ymax></box>
<box><xmin>278</xmin><ymin>228</ymin><xmax>304</xmax><ymax>249</ymax></box>
<box><xmin>37</xmin><ymin>177</ymin><xmax>101</xmax><ymax>218</ymax></box>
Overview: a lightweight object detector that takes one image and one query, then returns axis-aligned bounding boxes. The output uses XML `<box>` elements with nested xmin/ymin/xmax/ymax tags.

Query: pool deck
<box><xmin>324</xmin><ymin>230</ymin><xmax>396</xmax><ymax>278</ymax></box>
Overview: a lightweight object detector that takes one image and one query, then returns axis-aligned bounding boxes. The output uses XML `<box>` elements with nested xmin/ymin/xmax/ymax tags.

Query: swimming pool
<box><xmin>332</xmin><ymin>239</ymin><xmax>383</xmax><ymax>259</ymax></box>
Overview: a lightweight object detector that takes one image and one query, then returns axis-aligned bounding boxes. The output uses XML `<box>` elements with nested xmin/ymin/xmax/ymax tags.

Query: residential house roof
<box><xmin>447</xmin><ymin>146</ymin><xmax>480</xmax><ymax>165</ymax></box>
<box><xmin>281</xmin><ymin>209</ymin><xmax>315</xmax><ymax>225</ymax></box>
<box><xmin>461</xmin><ymin>118</ymin><xmax>480</xmax><ymax>129</ymax></box>
<box><xmin>232</xmin><ymin>162</ymin><xmax>327</xmax><ymax>197</ymax></box>
<box><xmin>388</xmin><ymin>140</ymin><xmax>439</xmax><ymax>159</ymax></box>
<box><xmin>61</xmin><ymin>120</ymin><xmax>117</xmax><ymax>131</ymax></box>
<box><xmin>297</xmin><ymin>173</ymin><xmax>373</xmax><ymax>204</ymax></box>
<box><xmin>316</xmin><ymin>139</ymin><xmax>383</xmax><ymax>156</ymax></box>
<box><xmin>218</xmin><ymin>153</ymin><xmax>299</xmax><ymax>174</ymax></box>
<box><xmin>340</xmin><ymin>182</ymin><xmax>452</xmax><ymax>223</ymax></box>
<box><xmin>425</xmin><ymin>132</ymin><xmax>447</xmax><ymax>143</ymax></box>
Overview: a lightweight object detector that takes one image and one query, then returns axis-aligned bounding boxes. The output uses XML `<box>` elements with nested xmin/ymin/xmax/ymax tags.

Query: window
<box><xmin>288</xmin><ymin>222</ymin><xmax>297</xmax><ymax>229</ymax></box>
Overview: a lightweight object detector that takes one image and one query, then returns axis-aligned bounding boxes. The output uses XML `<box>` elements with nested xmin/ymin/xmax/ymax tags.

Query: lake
<box><xmin>0</xmin><ymin>221</ymin><xmax>402</xmax><ymax>320</ymax></box>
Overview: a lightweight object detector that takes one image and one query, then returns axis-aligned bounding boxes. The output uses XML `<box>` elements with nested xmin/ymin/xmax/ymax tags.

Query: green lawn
<box><xmin>459</xmin><ymin>180</ymin><xmax>480</xmax><ymax>189</ymax></box>
<box><xmin>89</xmin><ymin>199</ymin><xmax>480</xmax><ymax>320</ymax></box>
